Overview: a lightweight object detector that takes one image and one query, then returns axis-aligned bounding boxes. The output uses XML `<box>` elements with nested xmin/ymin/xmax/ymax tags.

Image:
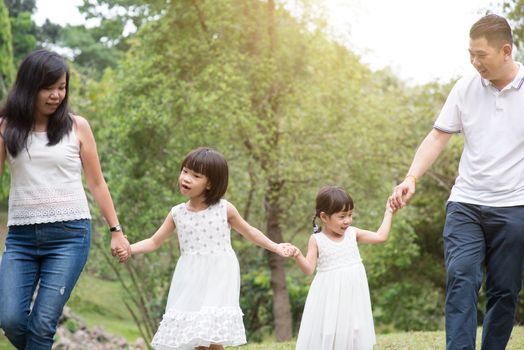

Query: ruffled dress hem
<box><xmin>151</xmin><ymin>307</ymin><xmax>246</xmax><ymax>350</ymax></box>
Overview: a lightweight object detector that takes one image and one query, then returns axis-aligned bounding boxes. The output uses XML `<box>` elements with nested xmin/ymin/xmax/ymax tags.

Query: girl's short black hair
<box><xmin>180</xmin><ymin>147</ymin><xmax>228</xmax><ymax>205</ymax></box>
<box><xmin>311</xmin><ymin>186</ymin><xmax>354</xmax><ymax>233</ymax></box>
<box><xmin>315</xmin><ymin>185</ymin><xmax>354</xmax><ymax>217</ymax></box>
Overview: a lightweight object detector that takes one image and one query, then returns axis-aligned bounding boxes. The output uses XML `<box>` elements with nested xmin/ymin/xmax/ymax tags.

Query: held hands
<box><xmin>291</xmin><ymin>245</ymin><xmax>301</xmax><ymax>258</ymax></box>
<box><xmin>386</xmin><ymin>196</ymin><xmax>399</xmax><ymax>214</ymax></box>
<box><xmin>389</xmin><ymin>175</ymin><xmax>416</xmax><ymax>211</ymax></box>
<box><xmin>275</xmin><ymin>243</ymin><xmax>299</xmax><ymax>258</ymax></box>
<box><xmin>116</xmin><ymin>247</ymin><xmax>130</xmax><ymax>262</ymax></box>
<box><xmin>111</xmin><ymin>232</ymin><xmax>131</xmax><ymax>263</ymax></box>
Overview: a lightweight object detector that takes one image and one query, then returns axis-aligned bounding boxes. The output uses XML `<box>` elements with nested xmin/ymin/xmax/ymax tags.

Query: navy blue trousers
<box><xmin>443</xmin><ymin>202</ymin><xmax>524</xmax><ymax>350</ymax></box>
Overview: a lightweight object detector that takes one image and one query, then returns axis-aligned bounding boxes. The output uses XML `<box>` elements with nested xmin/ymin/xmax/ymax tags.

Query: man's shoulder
<box><xmin>454</xmin><ymin>70</ymin><xmax>481</xmax><ymax>89</ymax></box>
<box><xmin>447</xmin><ymin>70</ymin><xmax>483</xmax><ymax>99</ymax></box>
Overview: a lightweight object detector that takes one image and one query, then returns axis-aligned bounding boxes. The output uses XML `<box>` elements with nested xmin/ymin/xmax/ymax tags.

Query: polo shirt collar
<box><xmin>481</xmin><ymin>62</ymin><xmax>524</xmax><ymax>90</ymax></box>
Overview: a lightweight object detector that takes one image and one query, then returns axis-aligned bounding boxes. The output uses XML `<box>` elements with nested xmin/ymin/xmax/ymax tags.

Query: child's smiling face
<box><xmin>178</xmin><ymin>167</ymin><xmax>210</xmax><ymax>199</ymax></box>
<box><xmin>321</xmin><ymin>210</ymin><xmax>353</xmax><ymax>237</ymax></box>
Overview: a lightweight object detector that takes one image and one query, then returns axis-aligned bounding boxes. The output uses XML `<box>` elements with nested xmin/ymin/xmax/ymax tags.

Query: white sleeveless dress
<box><xmin>295</xmin><ymin>228</ymin><xmax>376</xmax><ymax>350</ymax></box>
<box><xmin>151</xmin><ymin>199</ymin><xmax>246</xmax><ymax>350</ymax></box>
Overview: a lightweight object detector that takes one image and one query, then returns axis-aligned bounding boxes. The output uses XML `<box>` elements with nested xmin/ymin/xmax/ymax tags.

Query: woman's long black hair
<box><xmin>0</xmin><ymin>49</ymin><xmax>72</xmax><ymax>157</ymax></box>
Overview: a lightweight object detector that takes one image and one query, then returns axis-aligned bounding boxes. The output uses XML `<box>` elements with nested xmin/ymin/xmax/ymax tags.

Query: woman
<box><xmin>0</xmin><ymin>49</ymin><xmax>130</xmax><ymax>349</ymax></box>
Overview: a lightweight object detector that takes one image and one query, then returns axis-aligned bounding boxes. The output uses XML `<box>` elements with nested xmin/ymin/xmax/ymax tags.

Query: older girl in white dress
<box><xmin>119</xmin><ymin>147</ymin><xmax>294</xmax><ymax>350</ymax></box>
<box><xmin>293</xmin><ymin>186</ymin><xmax>396</xmax><ymax>350</ymax></box>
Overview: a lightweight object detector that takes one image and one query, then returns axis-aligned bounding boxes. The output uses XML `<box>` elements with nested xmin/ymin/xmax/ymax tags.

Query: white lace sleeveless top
<box><xmin>171</xmin><ymin>199</ymin><xmax>234</xmax><ymax>256</ymax></box>
<box><xmin>6</xmin><ymin>129</ymin><xmax>91</xmax><ymax>226</ymax></box>
<box><xmin>314</xmin><ymin>228</ymin><xmax>362</xmax><ymax>272</ymax></box>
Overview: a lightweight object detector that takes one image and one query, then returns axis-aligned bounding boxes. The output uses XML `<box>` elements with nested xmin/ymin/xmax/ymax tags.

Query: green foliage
<box><xmin>0</xmin><ymin>0</ymin><xmax>517</xmax><ymax>343</ymax></box>
<box><xmin>360</xmin><ymin>80</ymin><xmax>457</xmax><ymax>331</ymax></box>
<box><xmin>36</xmin><ymin>0</ymin><xmax>165</xmax><ymax>78</ymax></box>
<box><xmin>504</xmin><ymin>0</ymin><xmax>524</xmax><ymax>60</ymax></box>
<box><xmin>74</xmin><ymin>0</ymin><xmax>468</xmax><ymax>340</ymax></box>
<box><xmin>240</xmin><ymin>263</ymin><xmax>274</xmax><ymax>341</ymax></box>
<box><xmin>38</xmin><ymin>22</ymin><xmax>125</xmax><ymax>79</ymax></box>
<box><xmin>0</xmin><ymin>0</ymin><xmax>503</xmax><ymax>342</ymax></box>
<box><xmin>4</xmin><ymin>0</ymin><xmax>35</xmax><ymax>17</ymax></box>
<box><xmin>10</xmin><ymin>10</ymin><xmax>37</xmax><ymax>63</ymax></box>
<box><xmin>79</xmin><ymin>0</ymin><xmax>165</xmax><ymax>34</ymax></box>
<box><xmin>0</xmin><ymin>0</ymin><xmax>15</xmax><ymax>98</ymax></box>
<box><xmin>4</xmin><ymin>0</ymin><xmax>37</xmax><ymax>63</ymax></box>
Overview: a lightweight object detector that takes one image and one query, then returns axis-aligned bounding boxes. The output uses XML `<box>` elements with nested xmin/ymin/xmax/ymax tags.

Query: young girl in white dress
<box><xmin>118</xmin><ymin>147</ymin><xmax>294</xmax><ymax>350</ymax></box>
<box><xmin>293</xmin><ymin>186</ymin><xmax>396</xmax><ymax>350</ymax></box>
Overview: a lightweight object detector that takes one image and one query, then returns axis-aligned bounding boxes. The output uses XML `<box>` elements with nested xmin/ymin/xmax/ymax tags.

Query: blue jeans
<box><xmin>443</xmin><ymin>202</ymin><xmax>524</xmax><ymax>350</ymax></box>
<box><xmin>0</xmin><ymin>219</ymin><xmax>91</xmax><ymax>350</ymax></box>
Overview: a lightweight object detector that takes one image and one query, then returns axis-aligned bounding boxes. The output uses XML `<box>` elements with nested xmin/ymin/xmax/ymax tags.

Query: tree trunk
<box><xmin>265</xmin><ymin>187</ymin><xmax>293</xmax><ymax>341</ymax></box>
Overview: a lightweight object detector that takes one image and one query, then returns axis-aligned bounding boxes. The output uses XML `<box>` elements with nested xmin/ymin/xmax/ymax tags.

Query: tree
<box><xmin>0</xmin><ymin>0</ymin><xmax>15</xmax><ymax>98</ymax></box>
<box><xmin>83</xmin><ymin>0</ymin><xmax>419</xmax><ymax>341</ymax></box>
<box><xmin>4</xmin><ymin>0</ymin><xmax>35</xmax><ymax>16</ymax></box>
<box><xmin>504</xmin><ymin>0</ymin><xmax>524</xmax><ymax>63</ymax></box>
<box><xmin>73</xmin><ymin>0</ymin><xmax>475</xmax><ymax>341</ymax></box>
<box><xmin>4</xmin><ymin>0</ymin><xmax>37</xmax><ymax>63</ymax></box>
<box><xmin>36</xmin><ymin>0</ymin><xmax>166</xmax><ymax>78</ymax></box>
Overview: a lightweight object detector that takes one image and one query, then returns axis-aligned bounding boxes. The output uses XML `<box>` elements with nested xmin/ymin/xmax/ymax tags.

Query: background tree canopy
<box><xmin>81</xmin><ymin>0</ymin><xmax>460</xmax><ymax>341</ymax></box>
<box><xmin>2</xmin><ymin>0</ymin><xmax>523</xmax><ymax>346</ymax></box>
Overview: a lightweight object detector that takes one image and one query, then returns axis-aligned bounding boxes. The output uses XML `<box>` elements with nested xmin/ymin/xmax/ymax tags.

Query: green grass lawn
<box><xmin>374</xmin><ymin>326</ymin><xmax>524</xmax><ymax>349</ymax></box>
<box><xmin>66</xmin><ymin>273</ymin><xmax>141</xmax><ymax>341</ymax></box>
<box><xmin>0</xmin><ymin>340</ymin><xmax>11</xmax><ymax>350</ymax></box>
<box><xmin>228</xmin><ymin>326</ymin><xmax>524</xmax><ymax>349</ymax></box>
<box><xmin>1</xmin><ymin>320</ymin><xmax>524</xmax><ymax>349</ymax></box>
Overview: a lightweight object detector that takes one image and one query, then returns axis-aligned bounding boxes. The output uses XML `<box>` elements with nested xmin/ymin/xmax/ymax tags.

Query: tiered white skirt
<box><xmin>151</xmin><ymin>252</ymin><xmax>247</xmax><ymax>350</ymax></box>
<box><xmin>295</xmin><ymin>263</ymin><xmax>376</xmax><ymax>350</ymax></box>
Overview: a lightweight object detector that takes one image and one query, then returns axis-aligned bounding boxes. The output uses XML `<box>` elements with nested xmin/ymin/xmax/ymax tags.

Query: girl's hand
<box><xmin>116</xmin><ymin>247</ymin><xmax>130</xmax><ymax>263</ymax></box>
<box><xmin>285</xmin><ymin>244</ymin><xmax>300</xmax><ymax>257</ymax></box>
<box><xmin>290</xmin><ymin>245</ymin><xmax>301</xmax><ymax>257</ymax></box>
<box><xmin>386</xmin><ymin>196</ymin><xmax>398</xmax><ymax>214</ymax></box>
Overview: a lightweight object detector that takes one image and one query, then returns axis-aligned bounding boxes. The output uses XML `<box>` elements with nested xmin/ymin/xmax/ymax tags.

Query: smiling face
<box><xmin>178</xmin><ymin>167</ymin><xmax>210</xmax><ymax>200</ymax></box>
<box><xmin>320</xmin><ymin>209</ymin><xmax>353</xmax><ymax>238</ymax></box>
<box><xmin>34</xmin><ymin>72</ymin><xmax>67</xmax><ymax>121</ymax></box>
<box><xmin>469</xmin><ymin>36</ymin><xmax>512</xmax><ymax>87</ymax></box>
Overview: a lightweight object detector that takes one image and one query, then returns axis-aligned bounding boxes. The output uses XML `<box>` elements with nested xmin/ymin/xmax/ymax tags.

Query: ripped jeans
<box><xmin>0</xmin><ymin>219</ymin><xmax>90</xmax><ymax>350</ymax></box>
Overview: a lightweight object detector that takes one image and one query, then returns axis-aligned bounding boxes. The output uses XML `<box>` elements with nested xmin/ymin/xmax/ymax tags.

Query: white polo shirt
<box><xmin>434</xmin><ymin>62</ymin><xmax>524</xmax><ymax>207</ymax></box>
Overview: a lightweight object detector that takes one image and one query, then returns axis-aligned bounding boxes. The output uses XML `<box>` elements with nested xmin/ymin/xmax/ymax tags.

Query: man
<box><xmin>390</xmin><ymin>14</ymin><xmax>524</xmax><ymax>350</ymax></box>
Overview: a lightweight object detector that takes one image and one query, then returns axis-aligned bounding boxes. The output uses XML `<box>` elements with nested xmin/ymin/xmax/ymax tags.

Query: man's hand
<box><xmin>390</xmin><ymin>175</ymin><xmax>416</xmax><ymax>210</ymax></box>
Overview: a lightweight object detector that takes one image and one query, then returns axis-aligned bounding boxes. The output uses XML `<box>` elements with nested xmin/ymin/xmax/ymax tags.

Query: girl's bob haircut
<box><xmin>315</xmin><ymin>185</ymin><xmax>354</xmax><ymax>217</ymax></box>
<box><xmin>180</xmin><ymin>147</ymin><xmax>228</xmax><ymax>205</ymax></box>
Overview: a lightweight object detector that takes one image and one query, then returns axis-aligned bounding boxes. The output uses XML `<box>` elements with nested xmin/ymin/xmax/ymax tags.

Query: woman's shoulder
<box><xmin>71</xmin><ymin>115</ymin><xmax>94</xmax><ymax>145</ymax></box>
<box><xmin>71</xmin><ymin>115</ymin><xmax>90</xmax><ymax>130</ymax></box>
